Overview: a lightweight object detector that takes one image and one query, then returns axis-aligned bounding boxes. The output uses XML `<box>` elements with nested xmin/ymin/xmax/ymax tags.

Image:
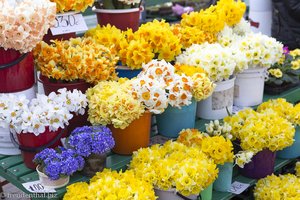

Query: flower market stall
<box><xmin>1</xmin><ymin>0</ymin><xmax>300</xmax><ymax>199</ymax></box>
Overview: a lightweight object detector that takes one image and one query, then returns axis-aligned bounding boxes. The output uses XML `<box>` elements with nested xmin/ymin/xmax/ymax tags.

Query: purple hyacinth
<box><xmin>68</xmin><ymin>125</ymin><xmax>115</xmax><ymax>157</ymax></box>
<box><xmin>34</xmin><ymin>148</ymin><xmax>85</xmax><ymax>180</ymax></box>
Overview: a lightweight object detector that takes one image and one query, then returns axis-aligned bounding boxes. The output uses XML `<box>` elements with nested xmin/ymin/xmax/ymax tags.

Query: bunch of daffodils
<box><xmin>0</xmin><ymin>89</ymin><xmax>87</xmax><ymax>135</ymax></box>
<box><xmin>129</xmin><ymin>141</ymin><xmax>218</xmax><ymax>196</ymax></box>
<box><xmin>86</xmin><ymin>79</ymin><xmax>145</xmax><ymax>129</ymax></box>
<box><xmin>177</xmin><ymin>129</ymin><xmax>252</xmax><ymax>168</ymax></box>
<box><xmin>237</xmin><ymin>33</ymin><xmax>283</xmax><ymax>68</ymax></box>
<box><xmin>176</xmin><ymin>43</ymin><xmax>236</xmax><ymax>82</ymax></box>
<box><xmin>34</xmin><ymin>37</ymin><xmax>118</xmax><ymax>84</ymax></box>
<box><xmin>224</xmin><ymin>108</ymin><xmax>295</xmax><ymax>155</ymax></box>
<box><xmin>175</xmin><ymin>63</ymin><xmax>215</xmax><ymax>101</ymax></box>
<box><xmin>254</xmin><ymin>173</ymin><xmax>300</xmax><ymax>199</ymax></box>
<box><xmin>257</xmin><ymin>98</ymin><xmax>300</xmax><ymax>125</ymax></box>
<box><xmin>63</xmin><ymin>169</ymin><xmax>156</xmax><ymax>200</ymax></box>
<box><xmin>50</xmin><ymin>0</ymin><xmax>94</xmax><ymax>13</ymax></box>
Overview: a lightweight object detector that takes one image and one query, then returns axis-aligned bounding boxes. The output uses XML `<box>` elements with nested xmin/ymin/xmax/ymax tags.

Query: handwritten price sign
<box><xmin>22</xmin><ymin>181</ymin><xmax>56</xmax><ymax>193</ymax></box>
<box><xmin>228</xmin><ymin>181</ymin><xmax>250</xmax><ymax>194</ymax></box>
<box><xmin>50</xmin><ymin>13</ymin><xmax>88</xmax><ymax>35</ymax></box>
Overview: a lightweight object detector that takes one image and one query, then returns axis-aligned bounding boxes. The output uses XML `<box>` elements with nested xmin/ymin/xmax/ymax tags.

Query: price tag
<box><xmin>50</xmin><ymin>13</ymin><xmax>88</xmax><ymax>35</ymax></box>
<box><xmin>22</xmin><ymin>181</ymin><xmax>56</xmax><ymax>193</ymax></box>
<box><xmin>228</xmin><ymin>181</ymin><xmax>250</xmax><ymax>194</ymax></box>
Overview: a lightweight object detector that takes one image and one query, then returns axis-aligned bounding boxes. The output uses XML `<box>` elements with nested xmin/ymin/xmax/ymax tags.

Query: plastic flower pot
<box><xmin>156</xmin><ymin>99</ymin><xmax>197</xmax><ymax>138</ymax></box>
<box><xmin>38</xmin><ymin>74</ymin><xmax>91</xmax><ymax>136</ymax></box>
<box><xmin>197</xmin><ymin>77</ymin><xmax>235</xmax><ymax>120</ymax></box>
<box><xmin>239</xmin><ymin>149</ymin><xmax>276</xmax><ymax>179</ymax></box>
<box><xmin>234</xmin><ymin>68</ymin><xmax>266</xmax><ymax>107</ymax></box>
<box><xmin>36</xmin><ymin>165</ymin><xmax>70</xmax><ymax>189</ymax></box>
<box><xmin>43</xmin><ymin>29</ymin><xmax>76</xmax><ymax>44</ymax></box>
<box><xmin>200</xmin><ymin>183</ymin><xmax>213</xmax><ymax>200</ymax></box>
<box><xmin>116</xmin><ymin>66</ymin><xmax>142</xmax><ymax>79</ymax></box>
<box><xmin>213</xmin><ymin>162</ymin><xmax>233</xmax><ymax>192</ymax></box>
<box><xmin>82</xmin><ymin>153</ymin><xmax>107</xmax><ymax>178</ymax></box>
<box><xmin>0</xmin><ymin>48</ymin><xmax>34</xmax><ymax>93</ymax></box>
<box><xmin>38</xmin><ymin>74</ymin><xmax>92</xmax><ymax>95</ymax></box>
<box><xmin>92</xmin><ymin>7</ymin><xmax>142</xmax><ymax>31</ymax></box>
<box><xmin>11</xmin><ymin>128</ymin><xmax>65</xmax><ymax>169</ymax></box>
<box><xmin>154</xmin><ymin>188</ymin><xmax>198</xmax><ymax>200</ymax></box>
<box><xmin>277</xmin><ymin>126</ymin><xmax>300</xmax><ymax>159</ymax></box>
<box><xmin>109</xmin><ymin>112</ymin><xmax>151</xmax><ymax>155</ymax></box>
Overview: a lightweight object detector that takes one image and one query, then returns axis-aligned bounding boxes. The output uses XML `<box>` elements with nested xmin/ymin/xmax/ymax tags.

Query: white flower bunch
<box><xmin>0</xmin><ymin>0</ymin><xmax>56</xmax><ymax>53</ymax></box>
<box><xmin>237</xmin><ymin>33</ymin><xmax>284</xmax><ymax>68</ymax></box>
<box><xmin>235</xmin><ymin>150</ymin><xmax>254</xmax><ymax>168</ymax></box>
<box><xmin>205</xmin><ymin>120</ymin><xmax>233</xmax><ymax>140</ymax></box>
<box><xmin>130</xmin><ymin>77</ymin><xmax>168</xmax><ymax>114</ymax></box>
<box><xmin>232</xmin><ymin>18</ymin><xmax>251</xmax><ymax>36</ymax></box>
<box><xmin>139</xmin><ymin>59</ymin><xmax>175</xmax><ymax>87</ymax></box>
<box><xmin>0</xmin><ymin>89</ymin><xmax>87</xmax><ymax>136</ymax></box>
<box><xmin>166</xmin><ymin>74</ymin><xmax>193</xmax><ymax>108</ymax></box>
<box><xmin>176</xmin><ymin>43</ymin><xmax>236</xmax><ymax>82</ymax></box>
<box><xmin>49</xmin><ymin>88</ymin><xmax>88</xmax><ymax>115</ymax></box>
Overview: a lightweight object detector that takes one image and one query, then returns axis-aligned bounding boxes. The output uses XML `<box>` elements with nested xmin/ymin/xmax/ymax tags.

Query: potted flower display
<box><xmin>257</xmin><ymin>98</ymin><xmax>300</xmax><ymax>159</ymax></box>
<box><xmin>64</xmin><ymin>169</ymin><xmax>156</xmax><ymax>199</ymax></box>
<box><xmin>264</xmin><ymin>48</ymin><xmax>300</xmax><ymax>94</ymax></box>
<box><xmin>177</xmin><ymin>128</ymin><xmax>253</xmax><ymax>192</ymax></box>
<box><xmin>0</xmin><ymin>0</ymin><xmax>56</xmax><ymax>94</ymax></box>
<box><xmin>43</xmin><ymin>0</ymin><xmax>94</xmax><ymax>43</ymax></box>
<box><xmin>254</xmin><ymin>162</ymin><xmax>300</xmax><ymax>199</ymax></box>
<box><xmin>93</xmin><ymin>0</ymin><xmax>143</xmax><ymax>31</ymax></box>
<box><xmin>34</xmin><ymin>37</ymin><xmax>118</xmax><ymax>95</ymax></box>
<box><xmin>66</xmin><ymin>125</ymin><xmax>115</xmax><ymax>177</ymax></box>
<box><xmin>34</xmin><ymin>147</ymin><xmax>84</xmax><ymax>189</ymax></box>
<box><xmin>85</xmin><ymin>20</ymin><xmax>182</xmax><ymax>78</ymax></box>
<box><xmin>129</xmin><ymin>141</ymin><xmax>218</xmax><ymax>200</ymax></box>
<box><xmin>174</xmin><ymin>0</ymin><xmax>246</xmax><ymax>49</ymax></box>
<box><xmin>224</xmin><ymin>108</ymin><xmax>295</xmax><ymax>179</ymax></box>
<box><xmin>0</xmin><ymin>89</ymin><xmax>87</xmax><ymax>169</ymax></box>
<box><xmin>233</xmin><ymin>33</ymin><xmax>283</xmax><ymax>106</ymax></box>
<box><xmin>176</xmin><ymin>43</ymin><xmax>237</xmax><ymax>120</ymax></box>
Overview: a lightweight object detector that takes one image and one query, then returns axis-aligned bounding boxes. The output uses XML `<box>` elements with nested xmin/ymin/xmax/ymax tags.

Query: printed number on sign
<box><xmin>29</xmin><ymin>183</ymin><xmax>44</xmax><ymax>192</ymax></box>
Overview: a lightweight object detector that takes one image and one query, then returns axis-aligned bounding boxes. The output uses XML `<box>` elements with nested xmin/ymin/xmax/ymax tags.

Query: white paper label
<box><xmin>50</xmin><ymin>13</ymin><xmax>88</xmax><ymax>35</ymax></box>
<box><xmin>228</xmin><ymin>181</ymin><xmax>250</xmax><ymax>194</ymax></box>
<box><xmin>22</xmin><ymin>181</ymin><xmax>56</xmax><ymax>193</ymax></box>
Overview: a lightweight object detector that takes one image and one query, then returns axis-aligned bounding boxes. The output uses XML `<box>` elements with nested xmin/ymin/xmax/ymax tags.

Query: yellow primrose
<box><xmin>268</xmin><ymin>68</ymin><xmax>283</xmax><ymax>78</ymax></box>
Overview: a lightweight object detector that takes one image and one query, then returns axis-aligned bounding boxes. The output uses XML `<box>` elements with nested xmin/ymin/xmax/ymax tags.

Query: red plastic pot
<box><xmin>15</xmin><ymin>128</ymin><xmax>64</xmax><ymax>169</ymax></box>
<box><xmin>93</xmin><ymin>7</ymin><xmax>142</xmax><ymax>31</ymax></box>
<box><xmin>43</xmin><ymin>29</ymin><xmax>76</xmax><ymax>44</ymax></box>
<box><xmin>0</xmin><ymin>48</ymin><xmax>34</xmax><ymax>93</ymax></box>
<box><xmin>38</xmin><ymin>74</ymin><xmax>92</xmax><ymax>95</ymax></box>
<box><xmin>38</xmin><ymin>74</ymin><xmax>91</xmax><ymax>136</ymax></box>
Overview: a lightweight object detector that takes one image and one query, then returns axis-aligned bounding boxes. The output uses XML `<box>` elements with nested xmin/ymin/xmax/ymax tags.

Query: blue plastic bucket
<box><xmin>156</xmin><ymin>99</ymin><xmax>197</xmax><ymax>138</ymax></box>
<box><xmin>277</xmin><ymin>126</ymin><xmax>300</xmax><ymax>159</ymax></box>
<box><xmin>213</xmin><ymin>162</ymin><xmax>233</xmax><ymax>192</ymax></box>
<box><xmin>116</xmin><ymin>66</ymin><xmax>142</xmax><ymax>79</ymax></box>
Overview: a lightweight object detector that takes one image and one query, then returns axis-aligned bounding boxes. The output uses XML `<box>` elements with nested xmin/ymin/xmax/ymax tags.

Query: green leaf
<box><xmin>274</xmin><ymin>79</ymin><xmax>284</xmax><ymax>85</ymax></box>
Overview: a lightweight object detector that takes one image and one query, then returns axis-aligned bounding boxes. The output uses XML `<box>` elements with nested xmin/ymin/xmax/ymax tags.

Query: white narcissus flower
<box><xmin>0</xmin><ymin>89</ymin><xmax>87</xmax><ymax>136</ymax></box>
<box><xmin>235</xmin><ymin>150</ymin><xmax>254</xmax><ymax>168</ymax></box>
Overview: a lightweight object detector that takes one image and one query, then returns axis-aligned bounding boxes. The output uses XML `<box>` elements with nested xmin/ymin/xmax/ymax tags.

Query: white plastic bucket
<box><xmin>37</xmin><ymin>166</ymin><xmax>70</xmax><ymax>189</ymax></box>
<box><xmin>249</xmin><ymin>0</ymin><xmax>272</xmax><ymax>12</ymax></box>
<box><xmin>249</xmin><ymin>10</ymin><xmax>272</xmax><ymax>36</ymax></box>
<box><xmin>0</xmin><ymin>86</ymin><xmax>36</xmax><ymax>155</ymax></box>
<box><xmin>197</xmin><ymin>77</ymin><xmax>235</xmax><ymax>120</ymax></box>
<box><xmin>234</xmin><ymin>68</ymin><xmax>266</xmax><ymax>107</ymax></box>
<box><xmin>154</xmin><ymin>188</ymin><xmax>198</xmax><ymax>200</ymax></box>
